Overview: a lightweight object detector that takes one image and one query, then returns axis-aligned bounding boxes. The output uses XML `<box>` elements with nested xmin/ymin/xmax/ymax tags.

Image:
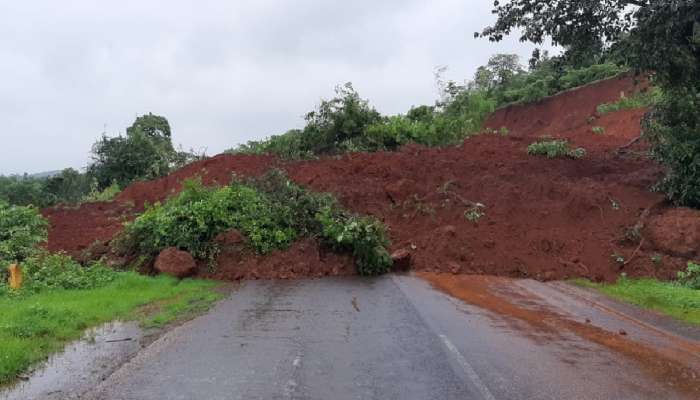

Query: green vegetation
<box><xmin>230</xmin><ymin>57</ymin><xmax>625</xmax><ymax>159</ymax></box>
<box><xmin>479</xmin><ymin>0</ymin><xmax>700</xmax><ymax>209</ymax></box>
<box><xmin>118</xmin><ymin>171</ymin><xmax>392</xmax><ymax>276</ymax></box>
<box><xmin>596</xmin><ymin>88</ymin><xmax>662</xmax><ymax>115</ymax></box>
<box><xmin>677</xmin><ymin>262</ymin><xmax>700</xmax><ymax>290</ymax></box>
<box><xmin>0</xmin><ymin>273</ymin><xmax>220</xmax><ymax>384</ymax></box>
<box><xmin>573</xmin><ymin>267</ymin><xmax>700</xmax><ymax>327</ymax></box>
<box><xmin>527</xmin><ymin>139</ymin><xmax>586</xmax><ymax>159</ymax></box>
<box><xmin>591</xmin><ymin>126</ymin><xmax>605</xmax><ymax>135</ymax></box>
<box><xmin>0</xmin><ymin>196</ymin><xmax>221</xmax><ymax>385</ymax></box>
<box><xmin>0</xmin><ymin>202</ymin><xmax>48</xmax><ymax>266</ymax></box>
<box><xmin>118</xmin><ymin>178</ymin><xmax>297</xmax><ymax>261</ymax></box>
<box><xmin>0</xmin><ymin>114</ymin><xmax>203</xmax><ymax>208</ymax></box>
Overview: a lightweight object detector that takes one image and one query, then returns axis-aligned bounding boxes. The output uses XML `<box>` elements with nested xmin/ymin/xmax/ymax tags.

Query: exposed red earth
<box><xmin>43</xmin><ymin>75</ymin><xmax>700</xmax><ymax>281</ymax></box>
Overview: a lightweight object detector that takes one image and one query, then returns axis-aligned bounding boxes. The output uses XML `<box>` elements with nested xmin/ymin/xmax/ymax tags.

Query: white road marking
<box><xmin>439</xmin><ymin>334</ymin><xmax>497</xmax><ymax>400</ymax></box>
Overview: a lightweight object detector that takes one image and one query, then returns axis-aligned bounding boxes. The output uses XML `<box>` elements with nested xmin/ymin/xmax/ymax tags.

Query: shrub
<box><xmin>558</xmin><ymin>63</ymin><xmax>628</xmax><ymax>90</ymax></box>
<box><xmin>119</xmin><ymin>179</ymin><xmax>296</xmax><ymax>260</ymax></box>
<box><xmin>246</xmin><ymin>170</ymin><xmax>393</xmax><ymax>275</ymax></box>
<box><xmin>677</xmin><ymin>262</ymin><xmax>700</xmax><ymax>290</ymax></box>
<box><xmin>21</xmin><ymin>253</ymin><xmax>117</xmax><ymax>292</ymax></box>
<box><xmin>597</xmin><ymin>87</ymin><xmax>662</xmax><ymax>115</ymax></box>
<box><xmin>591</xmin><ymin>126</ymin><xmax>605</xmax><ymax>135</ymax></box>
<box><xmin>316</xmin><ymin>207</ymin><xmax>392</xmax><ymax>276</ymax></box>
<box><xmin>82</xmin><ymin>181</ymin><xmax>121</xmax><ymax>203</ymax></box>
<box><xmin>527</xmin><ymin>139</ymin><xmax>586</xmax><ymax>159</ymax></box>
<box><xmin>0</xmin><ymin>202</ymin><xmax>48</xmax><ymax>265</ymax></box>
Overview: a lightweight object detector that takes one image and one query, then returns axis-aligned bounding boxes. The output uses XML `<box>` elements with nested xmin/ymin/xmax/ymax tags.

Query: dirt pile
<box><xmin>43</xmin><ymin>75</ymin><xmax>696</xmax><ymax>281</ymax></box>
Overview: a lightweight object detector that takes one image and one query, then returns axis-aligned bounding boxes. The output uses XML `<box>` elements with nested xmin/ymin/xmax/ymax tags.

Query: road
<box><xmin>72</xmin><ymin>274</ymin><xmax>699</xmax><ymax>400</ymax></box>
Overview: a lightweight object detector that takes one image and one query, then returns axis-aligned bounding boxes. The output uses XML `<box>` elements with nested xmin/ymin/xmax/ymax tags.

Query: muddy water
<box><xmin>0</xmin><ymin>321</ymin><xmax>144</xmax><ymax>400</ymax></box>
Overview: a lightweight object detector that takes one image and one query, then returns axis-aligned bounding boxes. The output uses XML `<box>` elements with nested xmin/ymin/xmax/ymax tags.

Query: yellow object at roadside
<box><xmin>8</xmin><ymin>264</ymin><xmax>22</xmax><ymax>289</ymax></box>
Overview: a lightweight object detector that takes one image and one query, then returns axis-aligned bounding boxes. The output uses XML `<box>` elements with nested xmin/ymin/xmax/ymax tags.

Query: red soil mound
<box><xmin>43</xmin><ymin>75</ymin><xmax>696</xmax><ymax>281</ymax></box>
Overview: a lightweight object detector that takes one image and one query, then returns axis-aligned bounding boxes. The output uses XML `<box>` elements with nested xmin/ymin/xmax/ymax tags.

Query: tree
<box><xmin>479</xmin><ymin>0</ymin><xmax>700</xmax><ymax>206</ymax></box>
<box><xmin>88</xmin><ymin>114</ymin><xmax>178</xmax><ymax>189</ymax></box>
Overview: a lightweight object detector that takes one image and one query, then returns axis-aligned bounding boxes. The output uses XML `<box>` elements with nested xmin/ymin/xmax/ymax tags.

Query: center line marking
<box><xmin>440</xmin><ymin>334</ymin><xmax>497</xmax><ymax>400</ymax></box>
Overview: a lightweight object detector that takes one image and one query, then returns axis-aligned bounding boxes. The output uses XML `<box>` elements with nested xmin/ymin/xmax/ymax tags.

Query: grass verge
<box><xmin>571</xmin><ymin>277</ymin><xmax>700</xmax><ymax>326</ymax></box>
<box><xmin>0</xmin><ymin>272</ymin><xmax>221</xmax><ymax>385</ymax></box>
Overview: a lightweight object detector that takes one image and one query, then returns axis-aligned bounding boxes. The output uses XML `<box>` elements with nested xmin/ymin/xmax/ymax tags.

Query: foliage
<box><xmin>119</xmin><ymin>179</ymin><xmax>296</xmax><ymax>260</ymax></box>
<box><xmin>18</xmin><ymin>253</ymin><xmax>117</xmax><ymax>292</ymax></box>
<box><xmin>527</xmin><ymin>139</ymin><xmax>586</xmax><ymax>159</ymax></box>
<box><xmin>0</xmin><ymin>175</ymin><xmax>51</xmax><ymax>208</ymax></box>
<box><xmin>246</xmin><ymin>170</ymin><xmax>392</xmax><ymax>275</ymax></box>
<box><xmin>88</xmin><ymin>113</ymin><xmax>203</xmax><ymax>190</ymax></box>
<box><xmin>82</xmin><ymin>181</ymin><xmax>121</xmax><ymax>203</ymax></box>
<box><xmin>645</xmin><ymin>87</ymin><xmax>700</xmax><ymax>207</ymax></box>
<box><xmin>677</xmin><ymin>262</ymin><xmax>700</xmax><ymax>290</ymax></box>
<box><xmin>0</xmin><ymin>202</ymin><xmax>48</xmax><ymax>264</ymax></box>
<box><xmin>592</xmin><ymin>126</ymin><xmax>605</xmax><ymax>135</ymax></box>
<box><xmin>316</xmin><ymin>206</ymin><xmax>392</xmax><ymax>276</ymax></box>
<box><xmin>479</xmin><ymin>0</ymin><xmax>700</xmax><ymax>208</ymax></box>
<box><xmin>597</xmin><ymin>87</ymin><xmax>662</xmax><ymax>115</ymax></box>
<box><xmin>119</xmin><ymin>171</ymin><xmax>392</xmax><ymax>275</ymax></box>
<box><xmin>0</xmin><ymin>272</ymin><xmax>220</xmax><ymax>384</ymax></box>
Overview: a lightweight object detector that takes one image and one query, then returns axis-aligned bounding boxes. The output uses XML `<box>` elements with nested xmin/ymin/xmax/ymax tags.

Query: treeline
<box><xmin>230</xmin><ymin>54</ymin><xmax>627</xmax><ymax>158</ymax></box>
<box><xmin>0</xmin><ymin>114</ymin><xmax>204</xmax><ymax>208</ymax></box>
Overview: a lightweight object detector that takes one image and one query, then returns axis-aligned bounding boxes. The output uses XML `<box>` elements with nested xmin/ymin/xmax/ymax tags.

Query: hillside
<box><xmin>43</xmin><ymin>75</ymin><xmax>700</xmax><ymax>282</ymax></box>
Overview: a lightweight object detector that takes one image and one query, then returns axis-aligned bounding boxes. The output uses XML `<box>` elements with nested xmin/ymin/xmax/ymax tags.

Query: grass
<box><xmin>571</xmin><ymin>277</ymin><xmax>700</xmax><ymax>326</ymax></box>
<box><xmin>527</xmin><ymin>139</ymin><xmax>586</xmax><ymax>159</ymax></box>
<box><xmin>0</xmin><ymin>272</ymin><xmax>221</xmax><ymax>385</ymax></box>
<box><xmin>596</xmin><ymin>87</ymin><xmax>662</xmax><ymax>115</ymax></box>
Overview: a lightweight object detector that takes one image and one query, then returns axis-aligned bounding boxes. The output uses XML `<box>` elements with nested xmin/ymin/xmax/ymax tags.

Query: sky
<box><xmin>0</xmin><ymin>0</ymin><xmax>553</xmax><ymax>175</ymax></box>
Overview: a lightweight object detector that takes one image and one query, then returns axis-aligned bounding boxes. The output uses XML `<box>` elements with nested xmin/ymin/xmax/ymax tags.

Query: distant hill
<box><xmin>28</xmin><ymin>170</ymin><xmax>62</xmax><ymax>179</ymax></box>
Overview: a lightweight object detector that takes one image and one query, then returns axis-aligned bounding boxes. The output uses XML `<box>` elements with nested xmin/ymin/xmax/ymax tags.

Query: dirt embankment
<box><xmin>43</xmin><ymin>75</ymin><xmax>700</xmax><ymax>281</ymax></box>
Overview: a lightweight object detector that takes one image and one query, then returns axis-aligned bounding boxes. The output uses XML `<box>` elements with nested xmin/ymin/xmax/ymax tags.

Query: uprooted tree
<box><xmin>478</xmin><ymin>0</ymin><xmax>700</xmax><ymax>207</ymax></box>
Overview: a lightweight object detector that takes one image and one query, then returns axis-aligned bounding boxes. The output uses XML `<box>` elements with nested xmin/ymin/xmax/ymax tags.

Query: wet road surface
<box><xmin>70</xmin><ymin>274</ymin><xmax>699</xmax><ymax>400</ymax></box>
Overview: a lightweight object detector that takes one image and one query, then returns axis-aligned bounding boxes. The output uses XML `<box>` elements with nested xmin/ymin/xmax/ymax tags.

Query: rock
<box><xmin>618</xmin><ymin>329</ymin><xmax>627</xmax><ymax>336</ymax></box>
<box><xmin>384</xmin><ymin>179</ymin><xmax>418</xmax><ymax>204</ymax></box>
<box><xmin>391</xmin><ymin>249</ymin><xmax>411</xmax><ymax>271</ymax></box>
<box><xmin>154</xmin><ymin>247</ymin><xmax>196</xmax><ymax>278</ymax></box>
<box><xmin>646</xmin><ymin>208</ymin><xmax>700</xmax><ymax>258</ymax></box>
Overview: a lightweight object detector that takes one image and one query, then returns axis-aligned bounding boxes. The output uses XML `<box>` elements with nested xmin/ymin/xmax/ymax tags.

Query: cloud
<box><xmin>0</xmin><ymin>0</ymin><xmax>552</xmax><ymax>174</ymax></box>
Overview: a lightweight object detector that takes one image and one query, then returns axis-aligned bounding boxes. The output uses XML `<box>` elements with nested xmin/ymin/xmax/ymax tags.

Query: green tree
<box><xmin>88</xmin><ymin>114</ymin><xmax>181</xmax><ymax>189</ymax></box>
<box><xmin>479</xmin><ymin>0</ymin><xmax>700</xmax><ymax>206</ymax></box>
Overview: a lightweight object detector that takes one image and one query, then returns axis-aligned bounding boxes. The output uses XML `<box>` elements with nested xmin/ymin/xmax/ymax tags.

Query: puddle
<box><xmin>0</xmin><ymin>321</ymin><xmax>143</xmax><ymax>400</ymax></box>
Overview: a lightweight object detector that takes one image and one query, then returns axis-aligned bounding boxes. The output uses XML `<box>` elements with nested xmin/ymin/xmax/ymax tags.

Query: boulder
<box><xmin>154</xmin><ymin>247</ymin><xmax>196</xmax><ymax>278</ymax></box>
<box><xmin>646</xmin><ymin>208</ymin><xmax>700</xmax><ymax>258</ymax></box>
<box><xmin>391</xmin><ymin>249</ymin><xmax>412</xmax><ymax>271</ymax></box>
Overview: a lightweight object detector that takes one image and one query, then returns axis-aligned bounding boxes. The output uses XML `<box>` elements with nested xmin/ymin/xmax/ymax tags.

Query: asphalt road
<box><xmin>75</xmin><ymin>275</ymin><xmax>698</xmax><ymax>400</ymax></box>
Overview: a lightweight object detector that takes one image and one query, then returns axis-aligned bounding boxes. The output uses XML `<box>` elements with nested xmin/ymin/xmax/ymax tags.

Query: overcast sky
<box><xmin>0</xmin><ymin>0</ymin><xmax>553</xmax><ymax>175</ymax></box>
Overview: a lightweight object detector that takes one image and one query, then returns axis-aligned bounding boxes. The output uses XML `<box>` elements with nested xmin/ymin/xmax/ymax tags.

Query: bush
<box><xmin>597</xmin><ymin>87</ymin><xmax>662</xmax><ymax>115</ymax></box>
<box><xmin>677</xmin><ymin>262</ymin><xmax>700</xmax><ymax>290</ymax></box>
<box><xmin>82</xmin><ymin>181</ymin><xmax>121</xmax><ymax>203</ymax></box>
<box><xmin>316</xmin><ymin>207</ymin><xmax>392</xmax><ymax>276</ymax></box>
<box><xmin>21</xmin><ymin>253</ymin><xmax>117</xmax><ymax>292</ymax></box>
<box><xmin>119</xmin><ymin>179</ymin><xmax>296</xmax><ymax>260</ymax></box>
<box><xmin>0</xmin><ymin>202</ymin><xmax>48</xmax><ymax>264</ymax></box>
<box><xmin>246</xmin><ymin>170</ymin><xmax>392</xmax><ymax>275</ymax></box>
<box><xmin>527</xmin><ymin>139</ymin><xmax>586</xmax><ymax>159</ymax></box>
